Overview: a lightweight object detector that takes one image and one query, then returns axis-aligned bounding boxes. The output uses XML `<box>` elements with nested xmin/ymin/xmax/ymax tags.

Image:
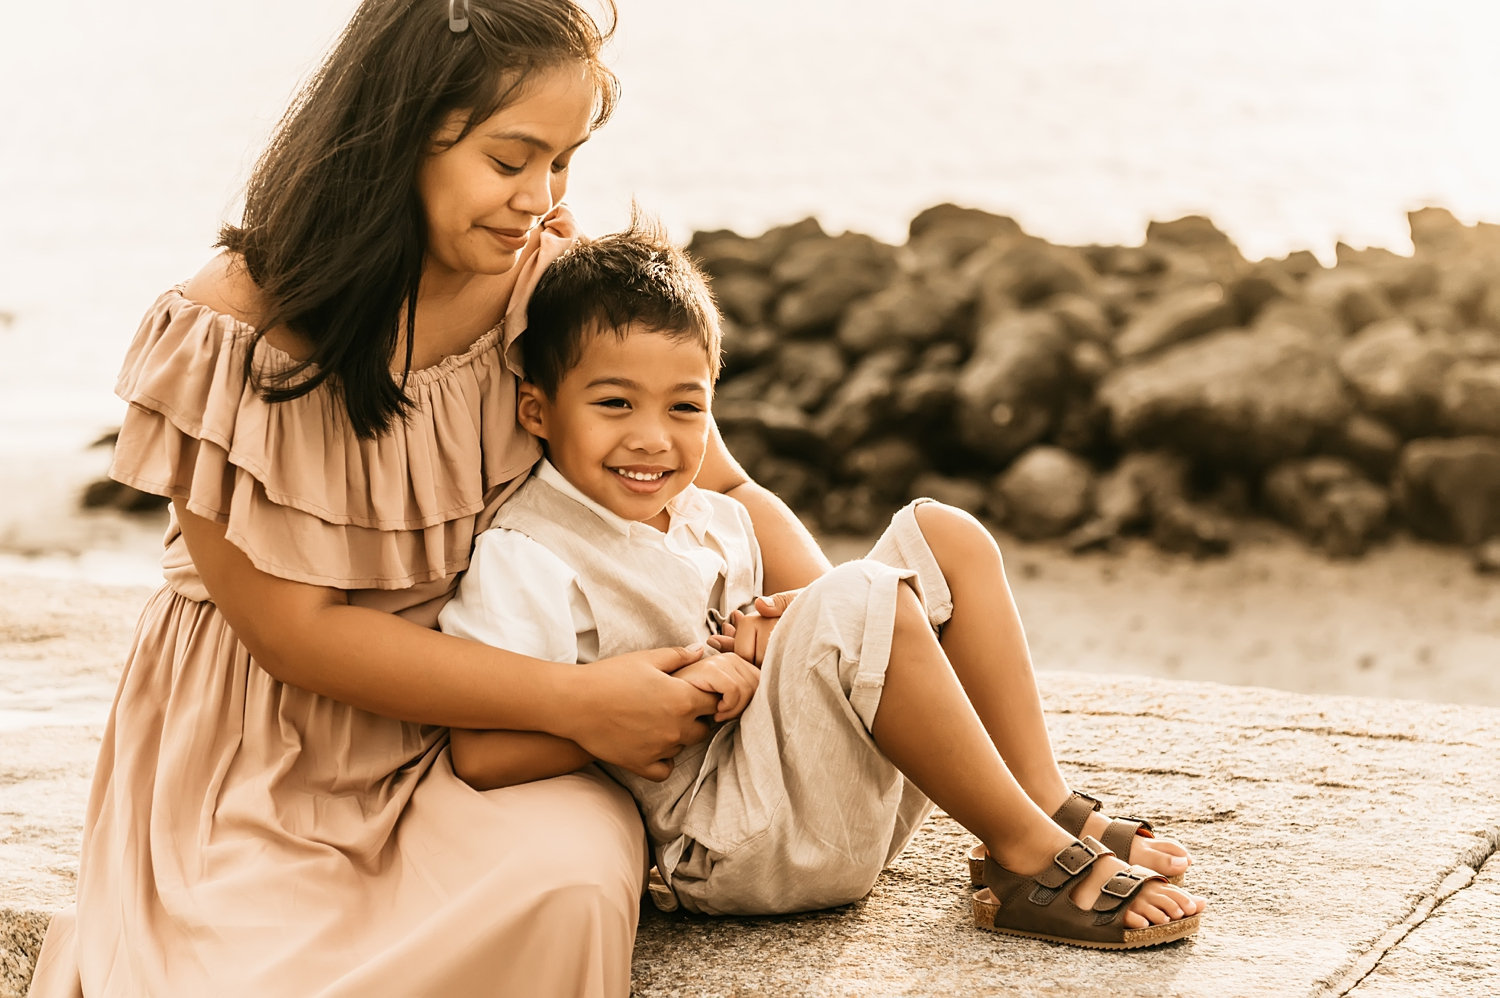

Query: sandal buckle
<box><xmin>1053</xmin><ymin>835</ymin><xmax>1110</xmax><ymax>877</ymax></box>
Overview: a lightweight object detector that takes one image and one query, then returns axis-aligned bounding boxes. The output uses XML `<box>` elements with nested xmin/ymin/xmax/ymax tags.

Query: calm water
<box><xmin>2</xmin><ymin>0</ymin><xmax>1497</xmax><ymax>462</ymax></box>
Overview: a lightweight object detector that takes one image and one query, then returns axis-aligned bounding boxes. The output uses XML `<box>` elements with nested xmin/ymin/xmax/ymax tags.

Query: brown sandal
<box><xmin>967</xmin><ymin>791</ymin><xmax>1185</xmax><ymax>886</ymax></box>
<box><xmin>972</xmin><ymin>835</ymin><xmax>1200</xmax><ymax>949</ymax></box>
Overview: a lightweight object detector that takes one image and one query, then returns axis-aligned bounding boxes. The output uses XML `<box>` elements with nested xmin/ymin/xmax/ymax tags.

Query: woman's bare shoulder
<box><xmin>182</xmin><ymin>252</ymin><xmax>312</xmax><ymax>358</ymax></box>
<box><xmin>182</xmin><ymin>252</ymin><xmax>268</xmax><ymax>328</ymax></box>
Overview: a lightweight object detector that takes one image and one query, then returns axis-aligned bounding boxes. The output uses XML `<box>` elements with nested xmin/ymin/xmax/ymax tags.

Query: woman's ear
<box><xmin>517</xmin><ymin>381</ymin><xmax>550</xmax><ymax>439</ymax></box>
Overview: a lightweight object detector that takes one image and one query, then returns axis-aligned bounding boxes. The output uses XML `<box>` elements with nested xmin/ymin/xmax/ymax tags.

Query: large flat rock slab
<box><xmin>3</xmin><ymin>576</ymin><xmax>1498</xmax><ymax>996</ymax></box>
<box><xmin>633</xmin><ymin>675</ymin><xmax>1500</xmax><ymax>997</ymax></box>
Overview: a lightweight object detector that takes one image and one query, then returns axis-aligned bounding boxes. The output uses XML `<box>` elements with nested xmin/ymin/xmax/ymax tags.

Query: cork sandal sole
<box><xmin>967</xmin><ymin>843</ymin><xmax>1185</xmax><ymax>887</ymax></box>
<box><xmin>973</xmin><ymin>887</ymin><xmax>1202</xmax><ymax>949</ymax></box>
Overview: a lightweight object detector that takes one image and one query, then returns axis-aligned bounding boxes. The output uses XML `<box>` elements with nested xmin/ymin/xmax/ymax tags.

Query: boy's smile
<box><xmin>518</xmin><ymin>325</ymin><xmax>714</xmax><ymax>530</ymax></box>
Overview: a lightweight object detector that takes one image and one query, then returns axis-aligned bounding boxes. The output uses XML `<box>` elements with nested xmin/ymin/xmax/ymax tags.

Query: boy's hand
<box><xmin>672</xmin><ymin>651</ymin><xmax>760</xmax><ymax>722</ymax></box>
<box><xmin>706</xmin><ymin>590</ymin><xmax>801</xmax><ymax>666</ymax></box>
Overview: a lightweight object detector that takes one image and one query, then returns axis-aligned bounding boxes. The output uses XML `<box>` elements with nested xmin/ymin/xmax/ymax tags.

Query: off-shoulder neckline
<box><xmin>165</xmin><ymin>284</ymin><xmax>507</xmax><ymax>388</ymax></box>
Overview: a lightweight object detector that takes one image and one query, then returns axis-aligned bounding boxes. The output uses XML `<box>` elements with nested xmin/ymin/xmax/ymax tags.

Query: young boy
<box><xmin>438</xmin><ymin>217</ymin><xmax>1203</xmax><ymax>944</ymax></box>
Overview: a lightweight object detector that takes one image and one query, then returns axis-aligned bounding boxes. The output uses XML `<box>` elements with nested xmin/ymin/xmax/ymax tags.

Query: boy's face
<box><xmin>518</xmin><ymin>325</ymin><xmax>714</xmax><ymax>530</ymax></box>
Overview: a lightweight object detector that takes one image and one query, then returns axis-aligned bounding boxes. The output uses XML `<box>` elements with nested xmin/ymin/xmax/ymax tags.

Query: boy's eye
<box><xmin>595</xmin><ymin>398</ymin><xmax>629</xmax><ymax>409</ymax></box>
<box><xmin>671</xmin><ymin>402</ymin><xmax>704</xmax><ymax>414</ymax></box>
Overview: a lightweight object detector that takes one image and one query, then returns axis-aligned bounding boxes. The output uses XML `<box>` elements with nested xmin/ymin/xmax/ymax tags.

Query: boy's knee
<box><xmin>913</xmin><ymin>500</ymin><xmax>1003</xmax><ymax>568</ymax></box>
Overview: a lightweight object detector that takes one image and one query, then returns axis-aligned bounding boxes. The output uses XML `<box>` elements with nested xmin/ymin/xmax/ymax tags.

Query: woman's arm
<box><xmin>175</xmin><ymin>501</ymin><xmax>715</xmax><ymax>779</ymax></box>
<box><xmin>695</xmin><ymin>420</ymin><xmax>830</xmax><ymax>593</ymax></box>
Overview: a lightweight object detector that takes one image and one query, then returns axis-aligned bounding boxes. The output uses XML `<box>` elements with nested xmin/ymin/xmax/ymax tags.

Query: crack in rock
<box><xmin>1315</xmin><ymin>828</ymin><xmax>1500</xmax><ymax>997</ymax></box>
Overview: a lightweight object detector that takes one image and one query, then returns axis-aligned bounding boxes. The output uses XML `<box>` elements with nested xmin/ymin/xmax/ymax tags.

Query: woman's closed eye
<box><xmin>488</xmin><ymin>156</ymin><xmax>523</xmax><ymax>175</ymax></box>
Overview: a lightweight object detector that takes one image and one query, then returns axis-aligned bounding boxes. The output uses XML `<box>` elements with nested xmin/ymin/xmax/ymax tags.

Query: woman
<box><xmin>26</xmin><ymin>2</ymin><xmax>827</xmax><ymax>995</ymax></box>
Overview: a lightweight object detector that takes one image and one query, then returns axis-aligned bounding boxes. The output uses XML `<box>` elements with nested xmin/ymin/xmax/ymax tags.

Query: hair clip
<box><xmin>449</xmin><ymin>0</ymin><xmax>471</xmax><ymax>33</ymax></box>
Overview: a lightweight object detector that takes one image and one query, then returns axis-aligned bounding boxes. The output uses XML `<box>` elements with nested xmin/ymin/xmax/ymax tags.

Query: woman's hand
<box><xmin>567</xmin><ymin>647</ymin><xmax>721</xmax><ymax>781</ymax></box>
<box><xmin>707</xmin><ymin>590</ymin><xmax>802</xmax><ymax>666</ymax></box>
<box><xmin>672</xmin><ymin>651</ymin><xmax>760</xmax><ymax>722</ymax></box>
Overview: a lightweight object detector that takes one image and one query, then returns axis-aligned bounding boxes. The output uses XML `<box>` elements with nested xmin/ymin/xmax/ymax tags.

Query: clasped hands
<box><xmin>571</xmin><ymin>590</ymin><xmax>800</xmax><ymax>781</ymax></box>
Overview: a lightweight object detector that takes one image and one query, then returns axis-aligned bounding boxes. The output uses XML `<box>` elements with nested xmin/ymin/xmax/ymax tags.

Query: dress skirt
<box><xmin>27</xmin><ymin>586</ymin><xmax>646</xmax><ymax>997</ymax></box>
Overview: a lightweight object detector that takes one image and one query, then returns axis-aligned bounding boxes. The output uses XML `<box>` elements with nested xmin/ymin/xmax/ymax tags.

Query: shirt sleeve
<box><xmin>438</xmin><ymin>528</ymin><xmax>588</xmax><ymax>664</ymax></box>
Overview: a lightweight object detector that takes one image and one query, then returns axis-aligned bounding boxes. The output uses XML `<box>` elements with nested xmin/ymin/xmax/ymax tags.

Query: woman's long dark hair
<box><xmin>220</xmin><ymin>0</ymin><xmax>619</xmax><ymax>438</ymax></box>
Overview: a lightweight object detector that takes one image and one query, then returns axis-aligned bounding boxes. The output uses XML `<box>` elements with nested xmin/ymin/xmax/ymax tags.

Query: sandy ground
<box><xmin>3</xmin><ymin>454</ymin><xmax>1498</xmax><ymax>733</ymax></box>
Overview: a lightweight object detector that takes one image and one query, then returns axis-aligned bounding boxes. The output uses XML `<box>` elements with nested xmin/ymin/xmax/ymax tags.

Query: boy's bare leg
<box><xmin>870</xmin><ymin>583</ymin><xmax>1204</xmax><ymax>928</ymax></box>
<box><xmin>912</xmin><ymin>502</ymin><xmax>1192</xmax><ymax>878</ymax></box>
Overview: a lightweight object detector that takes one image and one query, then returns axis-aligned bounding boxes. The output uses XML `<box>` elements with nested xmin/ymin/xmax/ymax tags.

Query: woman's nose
<box><xmin>510</xmin><ymin>167</ymin><xmax>553</xmax><ymax>216</ymax></box>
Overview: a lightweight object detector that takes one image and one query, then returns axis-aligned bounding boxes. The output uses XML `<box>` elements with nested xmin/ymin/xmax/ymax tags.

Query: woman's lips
<box><xmin>481</xmin><ymin>226</ymin><xmax>529</xmax><ymax>250</ymax></box>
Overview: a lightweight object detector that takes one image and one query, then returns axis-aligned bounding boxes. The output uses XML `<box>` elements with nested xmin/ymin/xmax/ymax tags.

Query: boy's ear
<box><xmin>517</xmin><ymin>381</ymin><xmax>550</xmax><ymax>440</ymax></box>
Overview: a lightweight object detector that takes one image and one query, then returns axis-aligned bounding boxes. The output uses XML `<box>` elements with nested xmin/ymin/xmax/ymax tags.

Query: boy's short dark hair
<box><xmin>523</xmin><ymin>210</ymin><xmax>722</xmax><ymax>397</ymax></box>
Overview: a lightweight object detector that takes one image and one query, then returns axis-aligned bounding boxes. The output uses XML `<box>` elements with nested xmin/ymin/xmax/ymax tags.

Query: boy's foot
<box><xmin>974</xmin><ymin>834</ymin><xmax>1206</xmax><ymax>948</ymax></box>
<box><xmin>967</xmin><ymin>791</ymin><xmax>1190</xmax><ymax>885</ymax></box>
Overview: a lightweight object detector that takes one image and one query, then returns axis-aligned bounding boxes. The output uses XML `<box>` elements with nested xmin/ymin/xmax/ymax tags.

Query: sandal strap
<box><xmin>1091</xmin><ymin>864</ymin><xmax>1166</xmax><ymax>914</ymax></box>
<box><xmin>982</xmin><ymin>835</ymin><xmax>1113</xmax><ymax>903</ymax></box>
<box><xmin>1099</xmin><ymin>814</ymin><xmax>1155</xmax><ymax>860</ymax></box>
<box><xmin>1049</xmin><ymin>791</ymin><xmax>1103</xmax><ymax>835</ymax></box>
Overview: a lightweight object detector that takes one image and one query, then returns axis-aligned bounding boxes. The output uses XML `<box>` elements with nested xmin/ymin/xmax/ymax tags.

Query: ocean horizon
<box><xmin>2</xmin><ymin>0</ymin><xmax>1497</xmax><ymax>475</ymax></box>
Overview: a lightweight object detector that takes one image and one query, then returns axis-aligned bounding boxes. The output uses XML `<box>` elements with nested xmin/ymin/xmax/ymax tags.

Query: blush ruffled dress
<box><xmin>26</xmin><ymin>214</ymin><xmax>647</xmax><ymax>998</ymax></box>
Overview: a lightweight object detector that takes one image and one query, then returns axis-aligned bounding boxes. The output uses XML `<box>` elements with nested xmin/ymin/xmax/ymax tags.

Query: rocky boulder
<box><xmin>954</xmin><ymin>312</ymin><xmax>1075</xmax><ymax>465</ymax></box>
<box><xmin>1394</xmin><ymin>437</ymin><xmax>1500</xmax><ymax>545</ymax></box>
<box><xmin>993</xmin><ymin>446</ymin><xmax>1095</xmax><ymax>540</ymax></box>
<box><xmin>1337</xmin><ymin>318</ymin><xmax>1460</xmax><ymax>437</ymax></box>
<box><xmin>1262</xmin><ymin>457</ymin><xmax>1390</xmax><ymax>558</ymax></box>
<box><xmin>1097</xmin><ymin>326</ymin><xmax>1353</xmax><ymax>468</ymax></box>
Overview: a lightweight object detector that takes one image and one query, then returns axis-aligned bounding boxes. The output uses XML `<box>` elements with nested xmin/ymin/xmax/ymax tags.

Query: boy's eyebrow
<box><xmin>585</xmin><ymin>376</ymin><xmax>710</xmax><ymax>394</ymax></box>
<box><xmin>483</xmin><ymin>128</ymin><xmax>591</xmax><ymax>155</ymax></box>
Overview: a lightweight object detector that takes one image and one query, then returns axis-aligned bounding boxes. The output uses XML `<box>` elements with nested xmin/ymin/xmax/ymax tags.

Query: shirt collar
<box><xmin>533</xmin><ymin>459</ymin><xmax>714</xmax><ymax>542</ymax></box>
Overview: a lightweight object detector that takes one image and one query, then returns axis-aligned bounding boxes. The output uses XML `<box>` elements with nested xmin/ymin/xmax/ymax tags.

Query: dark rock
<box><xmin>1082</xmin><ymin>244</ymin><xmax>1170</xmax><ymax>279</ymax></box>
<box><xmin>1337</xmin><ymin>318</ymin><xmax>1459</xmax><ymax>437</ymax></box>
<box><xmin>1047</xmin><ymin>294</ymin><xmax>1115</xmax><ymax>345</ymax></box>
<box><xmin>1404</xmin><ymin>297</ymin><xmax>1463</xmax><ymax>335</ymax></box>
<box><xmin>954</xmin><ymin>312</ymin><xmax>1074</xmax><ymax>465</ymax></box>
<box><xmin>907</xmin><ymin>204</ymin><xmax>1024</xmax><ymax>270</ymax></box>
<box><xmin>719</xmin><ymin>323</ymin><xmax>778</xmax><ymax>378</ymax></box>
<box><xmin>1145</xmin><ymin>215</ymin><xmax>1239</xmax><ymax>253</ymax></box>
<box><xmin>1394</xmin><ymin>437</ymin><xmax>1500</xmax><ymax>545</ymax></box>
<box><xmin>750</xmin><ymin>455</ymin><xmax>826</xmax><ymax>511</ymax></box>
<box><xmin>711</xmin><ymin>272</ymin><xmax>777</xmax><ymax>326</ymax></box>
<box><xmin>893</xmin><ymin>365</ymin><xmax>959</xmax><ymax>425</ymax></box>
<box><xmin>964</xmin><ymin>239</ymin><xmax>1097</xmax><ymax>317</ymax></box>
<box><xmin>1302</xmin><ymin>269</ymin><xmax>1397</xmax><ymax>335</ymax></box>
<box><xmin>994</xmin><ymin>446</ymin><xmax>1095</xmax><ymax>540</ymax></box>
<box><xmin>1068</xmin><ymin>340</ymin><xmax>1114</xmax><ymax>389</ymax></box>
<box><xmin>812</xmin><ymin>351</ymin><xmax>907</xmax><ymax>452</ymax></box>
<box><xmin>1150</xmin><ymin>500</ymin><xmax>1235</xmax><ymax>558</ymax></box>
<box><xmin>1226</xmin><ymin>267</ymin><xmax>1297</xmax><ymax>323</ymax></box>
<box><xmin>820</xmin><ymin>484</ymin><xmax>889</xmax><ymax>536</ymax></box>
<box><xmin>840</xmin><ymin>438</ymin><xmax>928</xmax><ymax>504</ymax></box>
<box><xmin>1145</xmin><ymin>216</ymin><xmax>1247</xmax><ymax>283</ymax></box>
<box><xmin>836</xmin><ymin>275</ymin><xmax>966</xmax><ymax>355</ymax></box>
<box><xmin>1408</xmin><ymin>206</ymin><xmax>1470</xmax><ymax>255</ymax></box>
<box><xmin>688</xmin><ymin>217</ymin><xmax>825</xmax><ymax>278</ymax></box>
<box><xmin>1052</xmin><ymin>394</ymin><xmax>1109</xmax><ymax>458</ymax></box>
<box><xmin>771</xmin><ymin>232</ymin><xmax>899</xmax><ymax>335</ymax></box>
<box><xmin>1441</xmin><ymin>360</ymin><xmax>1500</xmax><ymax>436</ymax></box>
<box><xmin>1262</xmin><ymin>457</ymin><xmax>1390</xmax><ymax>558</ymax></box>
<box><xmin>80</xmin><ymin>478</ymin><xmax>168</xmax><ymax>514</ymax></box>
<box><xmin>767</xmin><ymin>341</ymin><xmax>847</xmax><ymax>412</ymax></box>
<box><xmin>1474</xmin><ymin>537</ymin><xmax>1500</xmax><ymax>575</ymax></box>
<box><xmin>907</xmin><ymin>473</ymin><xmax>989</xmax><ymax>519</ymax></box>
<box><xmin>1261</xmin><ymin>249</ymin><xmax>1325</xmax><ymax>282</ymax></box>
<box><xmin>1323</xmin><ymin>413</ymin><xmax>1404</xmax><ymax>481</ymax></box>
<box><xmin>1114</xmin><ymin>283</ymin><xmax>1238</xmax><ymax>360</ymax></box>
<box><xmin>712</xmin><ymin>398</ymin><xmax>825</xmax><ymax>463</ymax></box>
<box><xmin>1098</xmin><ymin>326</ymin><xmax>1353</xmax><ymax>468</ymax></box>
<box><xmin>1252</xmin><ymin>299</ymin><xmax>1343</xmax><ymax>342</ymax></box>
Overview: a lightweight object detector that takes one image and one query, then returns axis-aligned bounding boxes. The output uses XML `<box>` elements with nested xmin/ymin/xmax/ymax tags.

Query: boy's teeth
<box><xmin>615</xmin><ymin>469</ymin><xmax>665</xmax><ymax>481</ymax></box>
